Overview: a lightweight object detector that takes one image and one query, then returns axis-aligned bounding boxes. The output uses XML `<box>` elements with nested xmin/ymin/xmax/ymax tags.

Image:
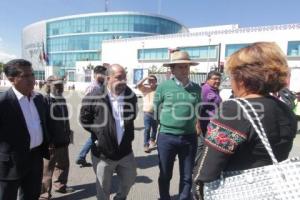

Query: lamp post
<box><xmin>206</xmin><ymin>34</ymin><xmax>211</xmax><ymax>76</ymax></box>
<box><xmin>158</xmin><ymin>0</ymin><xmax>161</xmax><ymax>14</ymax></box>
<box><xmin>105</xmin><ymin>0</ymin><xmax>109</xmax><ymax>12</ymax></box>
<box><xmin>63</xmin><ymin>65</ymin><xmax>66</xmax><ymax>79</ymax></box>
<box><xmin>141</xmin><ymin>41</ymin><xmax>145</xmax><ymax>68</ymax></box>
<box><xmin>62</xmin><ymin>55</ymin><xmax>67</xmax><ymax>78</ymax></box>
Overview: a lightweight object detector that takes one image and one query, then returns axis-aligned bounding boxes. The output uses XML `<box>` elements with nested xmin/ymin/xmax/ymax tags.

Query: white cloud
<box><xmin>0</xmin><ymin>51</ymin><xmax>17</xmax><ymax>63</ymax></box>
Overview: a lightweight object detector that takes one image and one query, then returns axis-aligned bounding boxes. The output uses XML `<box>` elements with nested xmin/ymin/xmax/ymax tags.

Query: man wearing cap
<box><xmin>76</xmin><ymin>65</ymin><xmax>107</xmax><ymax>166</ymax></box>
<box><xmin>154</xmin><ymin>51</ymin><xmax>201</xmax><ymax>200</ymax></box>
<box><xmin>40</xmin><ymin>76</ymin><xmax>73</xmax><ymax>199</ymax></box>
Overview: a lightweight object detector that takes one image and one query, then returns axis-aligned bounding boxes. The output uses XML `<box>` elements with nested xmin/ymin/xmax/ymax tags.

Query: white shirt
<box><xmin>107</xmin><ymin>88</ymin><xmax>124</xmax><ymax>145</ymax></box>
<box><xmin>12</xmin><ymin>87</ymin><xmax>43</xmax><ymax>149</ymax></box>
<box><xmin>174</xmin><ymin>77</ymin><xmax>192</xmax><ymax>88</ymax></box>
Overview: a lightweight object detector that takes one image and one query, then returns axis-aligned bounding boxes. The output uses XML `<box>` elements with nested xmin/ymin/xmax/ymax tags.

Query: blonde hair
<box><xmin>226</xmin><ymin>42</ymin><xmax>289</xmax><ymax>95</ymax></box>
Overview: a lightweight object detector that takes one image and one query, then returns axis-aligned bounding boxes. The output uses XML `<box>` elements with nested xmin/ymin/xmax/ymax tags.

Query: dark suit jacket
<box><xmin>0</xmin><ymin>88</ymin><xmax>50</xmax><ymax>181</ymax></box>
<box><xmin>44</xmin><ymin>94</ymin><xmax>71</xmax><ymax>147</ymax></box>
<box><xmin>80</xmin><ymin>86</ymin><xmax>137</xmax><ymax>161</ymax></box>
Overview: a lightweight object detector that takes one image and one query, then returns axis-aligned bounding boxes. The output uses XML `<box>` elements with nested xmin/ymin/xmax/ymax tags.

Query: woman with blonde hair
<box><xmin>193</xmin><ymin>42</ymin><xmax>297</xmax><ymax>200</ymax></box>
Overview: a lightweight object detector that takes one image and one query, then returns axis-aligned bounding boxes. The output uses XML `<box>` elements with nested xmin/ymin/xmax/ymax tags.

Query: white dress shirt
<box><xmin>174</xmin><ymin>77</ymin><xmax>192</xmax><ymax>88</ymax></box>
<box><xmin>12</xmin><ymin>87</ymin><xmax>43</xmax><ymax>149</ymax></box>
<box><xmin>107</xmin><ymin>88</ymin><xmax>124</xmax><ymax>145</ymax></box>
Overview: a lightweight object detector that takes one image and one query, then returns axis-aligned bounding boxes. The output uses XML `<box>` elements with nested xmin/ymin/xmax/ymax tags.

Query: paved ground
<box><xmin>52</xmin><ymin>90</ymin><xmax>300</xmax><ymax>200</ymax></box>
<box><xmin>1</xmin><ymin>87</ymin><xmax>299</xmax><ymax>200</ymax></box>
<box><xmin>51</xmin><ymin>90</ymin><xmax>175</xmax><ymax>200</ymax></box>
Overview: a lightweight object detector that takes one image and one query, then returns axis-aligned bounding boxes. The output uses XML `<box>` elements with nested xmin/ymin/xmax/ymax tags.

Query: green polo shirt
<box><xmin>154</xmin><ymin>79</ymin><xmax>201</xmax><ymax>135</ymax></box>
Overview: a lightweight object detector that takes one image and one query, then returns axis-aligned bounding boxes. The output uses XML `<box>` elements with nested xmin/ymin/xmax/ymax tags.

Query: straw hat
<box><xmin>46</xmin><ymin>75</ymin><xmax>64</xmax><ymax>85</ymax></box>
<box><xmin>163</xmin><ymin>51</ymin><xmax>198</xmax><ymax>67</ymax></box>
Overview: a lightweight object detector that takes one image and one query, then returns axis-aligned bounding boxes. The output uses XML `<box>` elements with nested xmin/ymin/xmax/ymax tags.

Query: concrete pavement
<box><xmin>0</xmin><ymin>88</ymin><xmax>299</xmax><ymax>200</ymax></box>
<box><xmin>52</xmin><ymin>90</ymin><xmax>300</xmax><ymax>200</ymax></box>
<box><xmin>52</xmin><ymin>90</ymin><xmax>173</xmax><ymax>200</ymax></box>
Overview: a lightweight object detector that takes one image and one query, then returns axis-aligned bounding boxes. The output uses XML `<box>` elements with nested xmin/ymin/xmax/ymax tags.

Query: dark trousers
<box><xmin>143</xmin><ymin>112</ymin><xmax>158</xmax><ymax>146</ymax></box>
<box><xmin>0</xmin><ymin>148</ymin><xmax>43</xmax><ymax>200</ymax></box>
<box><xmin>157</xmin><ymin>133</ymin><xmax>197</xmax><ymax>200</ymax></box>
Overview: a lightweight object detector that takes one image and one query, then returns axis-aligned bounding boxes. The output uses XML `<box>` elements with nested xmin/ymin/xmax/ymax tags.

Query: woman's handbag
<box><xmin>203</xmin><ymin>98</ymin><xmax>300</xmax><ymax>200</ymax></box>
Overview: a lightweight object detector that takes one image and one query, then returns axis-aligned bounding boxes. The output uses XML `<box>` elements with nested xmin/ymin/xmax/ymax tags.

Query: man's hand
<box><xmin>137</xmin><ymin>76</ymin><xmax>154</xmax><ymax>93</ymax></box>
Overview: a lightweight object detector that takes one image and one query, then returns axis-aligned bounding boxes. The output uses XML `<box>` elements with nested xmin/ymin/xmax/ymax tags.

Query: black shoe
<box><xmin>144</xmin><ymin>145</ymin><xmax>151</xmax><ymax>153</ymax></box>
<box><xmin>55</xmin><ymin>187</ymin><xmax>74</xmax><ymax>194</ymax></box>
<box><xmin>76</xmin><ymin>158</ymin><xmax>87</xmax><ymax>165</ymax></box>
<box><xmin>76</xmin><ymin>159</ymin><xmax>92</xmax><ymax>167</ymax></box>
<box><xmin>113</xmin><ymin>196</ymin><xmax>126</xmax><ymax>200</ymax></box>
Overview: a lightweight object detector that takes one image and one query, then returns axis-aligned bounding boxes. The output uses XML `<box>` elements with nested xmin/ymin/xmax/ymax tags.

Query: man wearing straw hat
<box><xmin>154</xmin><ymin>50</ymin><xmax>202</xmax><ymax>200</ymax></box>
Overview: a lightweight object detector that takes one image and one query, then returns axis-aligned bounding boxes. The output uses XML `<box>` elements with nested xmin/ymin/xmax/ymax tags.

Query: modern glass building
<box><xmin>22</xmin><ymin>12</ymin><xmax>188</xmax><ymax>80</ymax></box>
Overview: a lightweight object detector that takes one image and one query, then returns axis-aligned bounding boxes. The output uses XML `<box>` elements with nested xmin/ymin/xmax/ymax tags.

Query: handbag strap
<box><xmin>229</xmin><ymin>98</ymin><xmax>279</xmax><ymax>164</ymax></box>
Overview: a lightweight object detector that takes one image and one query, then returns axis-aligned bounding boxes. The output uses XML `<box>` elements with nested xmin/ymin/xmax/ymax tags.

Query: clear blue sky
<box><xmin>0</xmin><ymin>0</ymin><xmax>299</xmax><ymax>61</ymax></box>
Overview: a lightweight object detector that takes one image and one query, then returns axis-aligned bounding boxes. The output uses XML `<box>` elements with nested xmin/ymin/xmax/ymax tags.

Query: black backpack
<box><xmin>278</xmin><ymin>88</ymin><xmax>297</xmax><ymax>110</ymax></box>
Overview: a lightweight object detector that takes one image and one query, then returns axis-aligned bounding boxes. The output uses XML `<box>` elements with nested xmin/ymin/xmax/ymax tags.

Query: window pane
<box><xmin>137</xmin><ymin>48</ymin><xmax>168</xmax><ymax>61</ymax></box>
<box><xmin>287</xmin><ymin>41</ymin><xmax>300</xmax><ymax>57</ymax></box>
<box><xmin>225</xmin><ymin>44</ymin><xmax>249</xmax><ymax>57</ymax></box>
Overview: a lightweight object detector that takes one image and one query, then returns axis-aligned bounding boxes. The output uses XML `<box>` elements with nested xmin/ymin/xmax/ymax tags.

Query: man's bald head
<box><xmin>107</xmin><ymin>64</ymin><xmax>126</xmax><ymax>76</ymax></box>
<box><xmin>107</xmin><ymin>64</ymin><xmax>127</xmax><ymax>95</ymax></box>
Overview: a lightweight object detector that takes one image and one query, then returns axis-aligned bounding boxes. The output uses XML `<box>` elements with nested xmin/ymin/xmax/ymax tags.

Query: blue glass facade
<box><xmin>138</xmin><ymin>48</ymin><xmax>169</xmax><ymax>60</ymax></box>
<box><xmin>179</xmin><ymin>45</ymin><xmax>218</xmax><ymax>60</ymax></box>
<box><xmin>287</xmin><ymin>41</ymin><xmax>300</xmax><ymax>57</ymax></box>
<box><xmin>34</xmin><ymin>70</ymin><xmax>45</xmax><ymax>80</ymax></box>
<box><xmin>137</xmin><ymin>45</ymin><xmax>218</xmax><ymax>61</ymax></box>
<box><xmin>46</xmin><ymin>13</ymin><xmax>186</xmax><ymax>75</ymax></box>
<box><xmin>225</xmin><ymin>43</ymin><xmax>249</xmax><ymax>57</ymax></box>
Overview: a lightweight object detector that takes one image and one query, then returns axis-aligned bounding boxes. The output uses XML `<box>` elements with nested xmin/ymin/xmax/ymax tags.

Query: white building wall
<box><xmin>189</xmin><ymin>24</ymin><xmax>239</xmax><ymax>33</ymax></box>
<box><xmin>102</xmin><ymin>24</ymin><xmax>300</xmax><ymax>87</ymax></box>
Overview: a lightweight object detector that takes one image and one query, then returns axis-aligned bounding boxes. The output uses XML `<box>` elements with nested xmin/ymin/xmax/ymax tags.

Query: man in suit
<box><xmin>80</xmin><ymin>64</ymin><xmax>137</xmax><ymax>200</ymax></box>
<box><xmin>0</xmin><ymin>59</ymin><xmax>49</xmax><ymax>200</ymax></box>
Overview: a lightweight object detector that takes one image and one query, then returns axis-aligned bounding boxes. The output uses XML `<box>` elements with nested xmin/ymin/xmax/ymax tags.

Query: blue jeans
<box><xmin>143</xmin><ymin>112</ymin><xmax>158</xmax><ymax>146</ymax></box>
<box><xmin>157</xmin><ymin>133</ymin><xmax>197</xmax><ymax>200</ymax></box>
<box><xmin>77</xmin><ymin>137</ymin><xmax>92</xmax><ymax>161</ymax></box>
